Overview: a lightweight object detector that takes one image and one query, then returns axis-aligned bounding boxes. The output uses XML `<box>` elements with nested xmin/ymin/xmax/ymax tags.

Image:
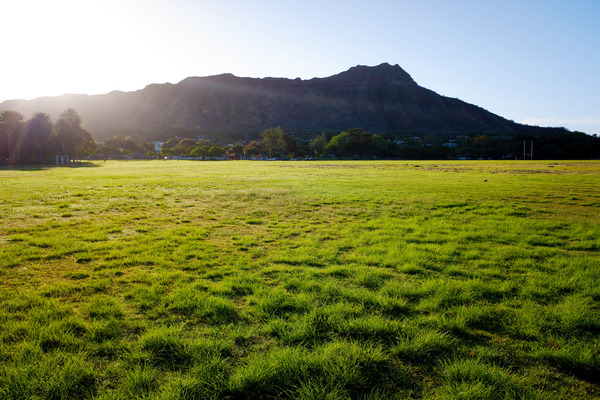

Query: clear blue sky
<box><xmin>2</xmin><ymin>0</ymin><xmax>599</xmax><ymax>135</ymax></box>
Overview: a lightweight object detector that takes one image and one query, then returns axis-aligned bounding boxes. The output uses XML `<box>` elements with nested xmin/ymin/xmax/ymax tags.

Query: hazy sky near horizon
<box><xmin>2</xmin><ymin>0</ymin><xmax>599</xmax><ymax>135</ymax></box>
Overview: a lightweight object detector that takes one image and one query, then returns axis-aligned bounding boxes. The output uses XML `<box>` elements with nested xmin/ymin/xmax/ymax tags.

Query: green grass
<box><xmin>0</xmin><ymin>160</ymin><xmax>599</xmax><ymax>399</ymax></box>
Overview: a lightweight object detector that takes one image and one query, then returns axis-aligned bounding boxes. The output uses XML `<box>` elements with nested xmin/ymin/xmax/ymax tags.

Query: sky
<box><xmin>2</xmin><ymin>0</ymin><xmax>599</xmax><ymax>135</ymax></box>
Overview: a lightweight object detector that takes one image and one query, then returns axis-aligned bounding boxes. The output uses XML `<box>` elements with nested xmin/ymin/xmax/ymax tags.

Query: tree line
<box><xmin>307</xmin><ymin>129</ymin><xmax>600</xmax><ymax>160</ymax></box>
<box><xmin>0</xmin><ymin>109</ymin><xmax>94</xmax><ymax>164</ymax></box>
<box><xmin>2</xmin><ymin>108</ymin><xmax>599</xmax><ymax>164</ymax></box>
<box><xmin>149</xmin><ymin>127</ymin><xmax>302</xmax><ymax>160</ymax></box>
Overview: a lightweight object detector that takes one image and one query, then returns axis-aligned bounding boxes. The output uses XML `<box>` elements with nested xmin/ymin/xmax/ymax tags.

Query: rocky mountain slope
<box><xmin>0</xmin><ymin>63</ymin><xmax>565</xmax><ymax>140</ymax></box>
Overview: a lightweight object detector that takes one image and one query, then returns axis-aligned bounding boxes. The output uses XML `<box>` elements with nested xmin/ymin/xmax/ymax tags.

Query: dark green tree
<box><xmin>243</xmin><ymin>141</ymin><xmax>264</xmax><ymax>158</ymax></box>
<box><xmin>226</xmin><ymin>144</ymin><xmax>245</xmax><ymax>155</ymax></box>
<box><xmin>171</xmin><ymin>138</ymin><xmax>200</xmax><ymax>157</ymax></box>
<box><xmin>191</xmin><ymin>146</ymin><xmax>209</xmax><ymax>159</ymax></box>
<box><xmin>325</xmin><ymin>131</ymin><xmax>349</xmax><ymax>157</ymax></box>
<box><xmin>177</xmin><ymin>138</ymin><xmax>197</xmax><ymax>148</ymax></box>
<box><xmin>25</xmin><ymin>112</ymin><xmax>53</xmax><ymax>162</ymax></box>
<box><xmin>0</xmin><ymin>110</ymin><xmax>24</xmax><ymax>164</ymax></box>
<box><xmin>370</xmin><ymin>134</ymin><xmax>389</xmax><ymax>158</ymax></box>
<box><xmin>208</xmin><ymin>146</ymin><xmax>225</xmax><ymax>158</ymax></box>
<box><xmin>309</xmin><ymin>132</ymin><xmax>328</xmax><ymax>157</ymax></box>
<box><xmin>160</xmin><ymin>137</ymin><xmax>181</xmax><ymax>150</ymax></box>
<box><xmin>325</xmin><ymin>128</ymin><xmax>374</xmax><ymax>158</ymax></box>
<box><xmin>160</xmin><ymin>148</ymin><xmax>176</xmax><ymax>158</ymax></box>
<box><xmin>282</xmin><ymin>133</ymin><xmax>300</xmax><ymax>158</ymax></box>
<box><xmin>261</xmin><ymin>126</ymin><xmax>287</xmax><ymax>157</ymax></box>
<box><xmin>51</xmin><ymin>108</ymin><xmax>96</xmax><ymax>159</ymax></box>
<box><xmin>104</xmin><ymin>134</ymin><xmax>140</xmax><ymax>153</ymax></box>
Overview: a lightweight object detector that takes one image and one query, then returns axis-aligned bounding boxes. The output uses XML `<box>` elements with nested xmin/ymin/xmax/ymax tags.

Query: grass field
<box><xmin>0</xmin><ymin>160</ymin><xmax>599</xmax><ymax>399</ymax></box>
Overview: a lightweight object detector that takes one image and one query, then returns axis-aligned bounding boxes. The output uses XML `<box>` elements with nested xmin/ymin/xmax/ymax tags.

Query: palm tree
<box><xmin>59</xmin><ymin>108</ymin><xmax>82</xmax><ymax>129</ymax></box>
<box><xmin>26</xmin><ymin>112</ymin><xmax>53</xmax><ymax>163</ymax></box>
<box><xmin>0</xmin><ymin>110</ymin><xmax>24</xmax><ymax>164</ymax></box>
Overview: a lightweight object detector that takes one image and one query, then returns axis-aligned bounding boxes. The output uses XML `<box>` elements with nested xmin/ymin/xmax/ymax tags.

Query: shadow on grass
<box><xmin>0</xmin><ymin>161</ymin><xmax>101</xmax><ymax>170</ymax></box>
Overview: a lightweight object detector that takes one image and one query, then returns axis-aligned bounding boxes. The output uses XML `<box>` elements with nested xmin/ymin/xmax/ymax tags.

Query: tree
<box><xmin>160</xmin><ymin>148</ymin><xmax>176</xmax><ymax>158</ymax></box>
<box><xmin>282</xmin><ymin>133</ymin><xmax>300</xmax><ymax>158</ymax></box>
<box><xmin>174</xmin><ymin>138</ymin><xmax>197</xmax><ymax>156</ymax></box>
<box><xmin>160</xmin><ymin>137</ymin><xmax>180</xmax><ymax>150</ymax></box>
<box><xmin>26</xmin><ymin>112</ymin><xmax>53</xmax><ymax>162</ymax></box>
<box><xmin>96</xmin><ymin>146</ymin><xmax>121</xmax><ymax>159</ymax></box>
<box><xmin>177</xmin><ymin>138</ymin><xmax>197</xmax><ymax>148</ymax></box>
<box><xmin>104</xmin><ymin>134</ymin><xmax>140</xmax><ymax>153</ymax></box>
<box><xmin>243</xmin><ymin>141</ymin><xmax>263</xmax><ymax>158</ymax></box>
<box><xmin>325</xmin><ymin>131</ymin><xmax>351</xmax><ymax>157</ymax></box>
<box><xmin>344</xmin><ymin>128</ymin><xmax>372</xmax><ymax>156</ymax></box>
<box><xmin>261</xmin><ymin>126</ymin><xmax>287</xmax><ymax>158</ymax></box>
<box><xmin>0</xmin><ymin>110</ymin><xmax>24</xmax><ymax>164</ymax></box>
<box><xmin>309</xmin><ymin>132</ymin><xmax>328</xmax><ymax>157</ymax></box>
<box><xmin>370</xmin><ymin>134</ymin><xmax>389</xmax><ymax>158</ymax></box>
<box><xmin>325</xmin><ymin>128</ymin><xmax>374</xmax><ymax>158</ymax></box>
<box><xmin>191</xmin><ymin>146</ymin><xmax>209</xmax><ymax>159</ymax></box>
<box><xmin>226</xmin><ymin>144</ymin><xmax>245</xmax><ymax>155</ymax></box>
<box><xmin>208</xmin><ymin>146</ymin><xmax>225</xmax><ymax>158</ymax></box>
<box><xmin>51</xmin><ymin>108</ymin><xmax>96</xmax><ymax>159</ymax></box>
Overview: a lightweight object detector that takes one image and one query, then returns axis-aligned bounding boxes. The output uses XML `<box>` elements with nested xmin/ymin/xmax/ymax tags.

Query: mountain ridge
<box><xmin>0</xmin><ymin>63</ymin><xmax>567</xmax><ymax>141</ymax></box>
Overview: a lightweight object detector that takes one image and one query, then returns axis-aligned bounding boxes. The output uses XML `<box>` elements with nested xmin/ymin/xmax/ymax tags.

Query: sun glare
<box><xmin>3</xmin><ymin>0</ymin><xmax>170</xmax><ymax>100</ymax></box>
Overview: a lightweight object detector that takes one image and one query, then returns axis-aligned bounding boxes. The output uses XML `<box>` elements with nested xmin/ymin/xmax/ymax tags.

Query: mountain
<box><xmin>0</xmin><ymin>63</ymin><xmax>567</xmax><ymax>141</ymax></box>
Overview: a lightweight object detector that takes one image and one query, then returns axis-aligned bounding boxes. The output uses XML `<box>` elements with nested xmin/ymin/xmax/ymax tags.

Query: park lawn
<box><xmin>0</xmin><ymin>160</ymin><xmax>599</xmax><ymax>399</ymax></box>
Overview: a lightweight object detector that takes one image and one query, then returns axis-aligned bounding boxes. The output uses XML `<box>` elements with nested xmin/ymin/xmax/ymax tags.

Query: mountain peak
<box><xmin>323</xmin><ymin>63</ymin><xmax>417</xmax><ymax>86</ymax></box>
